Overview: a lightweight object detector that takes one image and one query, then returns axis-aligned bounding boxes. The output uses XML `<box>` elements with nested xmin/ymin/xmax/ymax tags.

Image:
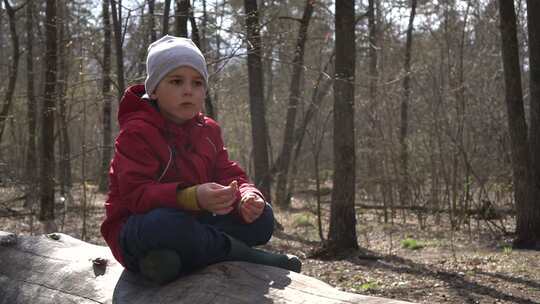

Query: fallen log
<box><xmin>0</xmin><ymin>231</ymin><xmax>414</xmax><ymax>304</ymax></box>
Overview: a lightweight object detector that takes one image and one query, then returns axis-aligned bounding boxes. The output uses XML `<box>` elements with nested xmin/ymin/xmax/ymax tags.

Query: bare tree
<box><xmin>399</xmin><ymin>0</ymin><xmax>417</xmax><ymax>207</ymax></box>
<box><xmin>57</xmin><ymin>0</ymin><xmax>72</xmax><ymax>196</ymax></box>
<box><xmin>328</xmin><ymin>0</ymin><xmax>358</xmax><ymax>250</ymax></box>
<box><xmin>244</xmin><ymin>0</ymin><xmax>271</xmax><ymax>200</ymax></box>
<box><xmin>525</xmin><ymin>0</ymin><xmax>540</xmax><ymax>247</ymax></box>
<box><xmin>99</xmin><ymin>0</ymin><xmax>113</xmax><ymax>192</ymax></box>
<box><xmin>110</xmin><ymin>0</ymin><xmax>125</xmax><ymax>96</ymax></box>
<box><xmin>24</xmin><ymin>0</ymin><xmax>37</xmax><ymax>208</ymax></box>
<box><xmin>274</xmin><ymin>0</ymin><xmax>314</xmax><ymax>209</ymax></box>
<box><xmin>147</xmin><ymin>0</ymin><xmax>156</xmax><ymax>42</ymax></box>
<box><xmin>0</xmin><ymin>0</ymin><xmax>22</xmax><ymax>143</ymax></box>
<box><xmin>40</xmin><ymin>0</ymin><xmax>58</xmax><ymax>233</ymax></box>
<box><xmin>186</xmin><ymin>1</ymin><xmax>215</xmax><ymax>119</ymax></box>
<box><xmin>175</xmin><ymin>0</ymin><xmax>189</xmax><ymax>37</ymax></box>
<box><xmin>162</xmin><ymin>0</ymin><xmax>172</xmax><ymax>36</ymax></box>
<box><xmin>497</xmin><ymin>0</ymin><xmax>538</xmax><ymax>248</ymax></box>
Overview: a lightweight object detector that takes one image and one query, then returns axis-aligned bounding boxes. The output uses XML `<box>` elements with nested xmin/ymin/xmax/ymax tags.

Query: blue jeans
<box><xmin>118</xmin><ymin>204</ymin><xmax>274</xmax><ymax>273</ymax></box>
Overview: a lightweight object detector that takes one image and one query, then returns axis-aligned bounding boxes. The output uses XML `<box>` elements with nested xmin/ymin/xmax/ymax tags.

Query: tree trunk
<box><xmin>110</xmin><ymin>0</ymin><xmax>125</xmax><ymax>96</ymax></box>
<box><xmin>0</xmin><ymin>0</ymin><xmax>21</xmax><ymax>144</ymax></box>
<box><xmin>40</xmin><ymin>0</ymin><xmax>58</xmax><ymax>232</ymax></box>
<box><xmin>162</xmin><ymin>0</ymin><xmax>172</xmax><ymax>36</ymax></box>
<box><xmin>147</xmin><ymin>0</ymin><xmax>156</xmax><ymax>42</ymax></box>
<box><xmin>275</xmin><ymin>0</ymin><xmax>314</xmax><ymax>209</ymax></box>
<box><xmin>525</xmin><ymin>0</ymin><xmax>540</xmax><ymax>246</ymax></box>
<box><xmin>497</xmin><ymin>0</ymin><xmax>538</xmax><ymax>248</ymax></box>
<box><xmin>57</xmin><ymin>0</ymin><xmax>72</xmax><ymax>196</ymax></box>
<box><xmin>0</xmin><ymin>231</ymin><xmax>414</xmax><ymax>304</ymax></box>
<box><xmin>99</xmin><ymin>0</ymin><xmax>113</xmax><ymax>192</ymax></box>
<box><xmin>24</xmin><ymin>0</ymin><xmax>38</xmax><ymax>209</ymax></box>
<box><xmin>175</xmin><ymin>0</ymin><xmax>189</xmax><ymax>37</ymax></box>
<box><xmin>186</xmin><ymin>1</ymin><xmax>215</xmax><ymax>119</ymax></box>
<box><xmin>365</xmin><ymin>0</ymin><xmax>380</xmax><ymax>201</ymax></box>
<box><xmin>398</xmin><ymin>0</ymin><xmax>417</xmax><ymax>207</ymax></box>
<box><xmin>328</xmin><ymin>0</ymin><xmax>358</xmax><ymax>250</ymax></box>
<box><xmin>244</xmin><ymin>0</ymin><xmax>271</xmax><ymax>200</ymax></box>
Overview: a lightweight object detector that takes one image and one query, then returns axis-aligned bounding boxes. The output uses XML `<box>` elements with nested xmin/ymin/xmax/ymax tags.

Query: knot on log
<box><xmin>0</xmin><ymin>231</ymin><xmax>17</xmax><ymax>246</ymax></box>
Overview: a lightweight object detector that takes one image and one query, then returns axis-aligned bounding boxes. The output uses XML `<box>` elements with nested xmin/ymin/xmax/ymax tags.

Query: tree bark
<box><xmin>525</xmin><ymin>0</ymin><xmax>540</xmax><ymax>246</ymax></box>
<box><xmin>399</xmin><ymin>0</ymin><xmax>417</xmax><ymax>207</ymax></box>
<box><xmin>40</xmin><ymin>0</ymin><xmax>58</xmax><ymax>231</ymax></box>
<box><xmin>186</xmin><ymin>0</ymin><xmax>215</xmax><ymax>119</ymax></box>
<box><xmin>57</xmin><ymin>0</ymin><xmax>72</xmax><ymax>196</ymax></box>
<box><xmin>147</xmin><ymin>0</ymin><xmax>156</xmax><ymax>42</ymax></box>
<box><xmin>99</xmin><ymin>0</ymin><xmax>113</xmax><ymax>192</ymax></box>
<box><xmin>0</xmin><ymin>231</ymin><xmax>414</xmax><ymax>304</ymax></box>
<box><xmin>175</xmin><ymin>0</ymin><xmax>189</xmax><ymax>37</ymax></box>
<box><xmin>364</xmin><ymin>0</ymin><xmax>380</xmax><ymax>201</ymax></box>
<box><xmin>275</xmin><ymin>0</ymin><xmax>314</xmax><ymax>209</ymax></box>
<box><xmin>110</xmin><ymin>0</ymin><xmax>125</xmax><ymax>96</ymax></box>
<box><xmin>328</xmin><ymin>0</ymin><xmax>358</xmax><ymax>250</ymax></box>
<box><xmin>162</xmin><ymin>0</ymin><xmax>172</xmax><ymax>36</ymax></box>
<box><xmin>244</xmin><ymin>0</ymin><xmax>271</xmax><ymax>200</ymax></box>
<box><xmin>24</xmin><ymin>0</ymin><xmax>38</xmax><ymax>208</ymax></box>
<box><xmin>0</xmin><ymin>0</ymin><xmax>21</xmax><ymax>144</ymax></box>
<box><xmin>497</xmin><ymin>0</ymin><xmax>538</xmax><ymax>248</ymax></box>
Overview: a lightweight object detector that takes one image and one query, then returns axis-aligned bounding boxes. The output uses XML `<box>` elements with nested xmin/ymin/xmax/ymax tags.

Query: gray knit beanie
<box><xmin>145</xmin><ymin>35</ymin><xmax>208</xmax><ymax>95</ymax></box>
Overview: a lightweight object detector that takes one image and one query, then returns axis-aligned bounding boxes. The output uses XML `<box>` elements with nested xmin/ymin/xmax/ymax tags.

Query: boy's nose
<box><xmin>182</xmin><ymin>83</ymin><xmax>193</xmax><ymax>94</ymax></box>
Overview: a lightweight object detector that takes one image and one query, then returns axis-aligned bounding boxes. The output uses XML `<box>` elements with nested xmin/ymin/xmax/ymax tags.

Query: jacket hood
<box><xmin>118</xmin><ymin>84</ymin><xmax>205</xmax><ymax>131</ymax></box>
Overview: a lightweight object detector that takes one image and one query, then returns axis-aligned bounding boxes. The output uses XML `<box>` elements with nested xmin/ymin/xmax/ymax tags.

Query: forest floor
<box><xmin>1</xmin><ymin>185</ymin><xmax>539</xmax><ymax>304</ymax></box>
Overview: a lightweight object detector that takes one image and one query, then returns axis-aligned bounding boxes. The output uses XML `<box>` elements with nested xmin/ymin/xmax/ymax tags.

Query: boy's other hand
<box><xmin>239</xmin><ymin>193</ymin><xmax>265</xmax><ymax>223</ymax></box>
<box><xmin>196</xmin><ymin>181</ymin><xmax>238</xmax><ymax>215</ymax></box>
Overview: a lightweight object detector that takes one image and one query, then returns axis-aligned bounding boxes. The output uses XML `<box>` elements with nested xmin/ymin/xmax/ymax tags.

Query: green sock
<box><xmin>226</xmin><ymin>235</ymin><xmax>302</xmax><ymax>273</ymax></box>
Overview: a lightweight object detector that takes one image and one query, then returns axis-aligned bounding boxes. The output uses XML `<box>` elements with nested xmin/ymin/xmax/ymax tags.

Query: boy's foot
<box><xmin>225</xmin><ymin>235</ymin><xmax>302</xmax><ymax>273</ymax></box>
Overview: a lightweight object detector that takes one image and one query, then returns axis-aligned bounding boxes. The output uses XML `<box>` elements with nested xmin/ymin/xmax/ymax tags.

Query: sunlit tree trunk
<box><xmin>328</xmin><ymin>0</ymin><xmax>358</xmax><ymax>250</ymax></box>
<box><xmin>244</xmin><ymin>0</ymin><xmax>271</xmax><ymax>200</ymax></box>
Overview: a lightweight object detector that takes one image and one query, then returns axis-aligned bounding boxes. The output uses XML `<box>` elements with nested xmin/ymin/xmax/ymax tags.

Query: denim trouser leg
<box><xmin>118</xmin><ymin>204</ymin><xmax>274</xmax><ymax>273</ymax></box>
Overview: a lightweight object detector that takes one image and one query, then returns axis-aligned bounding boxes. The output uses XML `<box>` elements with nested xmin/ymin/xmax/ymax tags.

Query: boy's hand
<box><xmin>196</xmin><ymin>181</ymin><xmax>238</xmax><ymax>215</ymax></box>
<box><xmin>239</xmin><ymin>193</ymin><xmax>265</xmax><ymax>223</ymax></box>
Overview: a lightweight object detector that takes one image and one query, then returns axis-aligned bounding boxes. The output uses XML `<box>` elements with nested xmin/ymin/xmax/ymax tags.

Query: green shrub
<box><xmin>401</xmin><ymin>238</ymin><xmax>424</xmax><ymax>250</ymax></box>
<box><xmin>293</xmin><ymin>213</ymin><xmax>314</xmax><ymax>228</ymax></box>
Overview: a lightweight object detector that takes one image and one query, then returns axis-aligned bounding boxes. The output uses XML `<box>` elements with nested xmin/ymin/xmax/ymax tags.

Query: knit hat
<box><xmin>144</xmin><ymin>35</ymin><xmax>208</xmax><ymax>95</ymax></box>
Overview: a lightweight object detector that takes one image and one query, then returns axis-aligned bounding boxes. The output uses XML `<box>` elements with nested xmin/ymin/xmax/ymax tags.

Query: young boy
<box><xmin>100</xmin><ymin>35</ymin><xmax>301</xmax><ymax>284</ymax></box>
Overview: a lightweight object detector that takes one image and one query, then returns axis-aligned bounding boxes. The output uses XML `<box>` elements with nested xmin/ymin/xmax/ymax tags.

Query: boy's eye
<box><xmin>170</xmin><ymin>79</ymin><xmax>183</xmax><ymax>85</ymax></box>
<box><xmin>193</xmin><ymin>80</ymin><xmax>204</xmax><ymax>87</ymax></box>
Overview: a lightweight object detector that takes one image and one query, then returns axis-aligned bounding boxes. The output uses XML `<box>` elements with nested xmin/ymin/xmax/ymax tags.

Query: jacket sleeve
<box><xmin>211</xmin><ymin>123</ymin><xmax>266</xmax><ymax>203</ymax></box>
<box><xmin>114</xmin><ymin>128</ymin><xmax>190</xmax><ymax>214</ymax></box>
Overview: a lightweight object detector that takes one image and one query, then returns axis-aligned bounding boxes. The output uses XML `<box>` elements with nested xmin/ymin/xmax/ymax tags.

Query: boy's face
<box><xmin>150</xmin><ymin>66</ymin><xmax>206</xmax><ymax>124</ymax></box>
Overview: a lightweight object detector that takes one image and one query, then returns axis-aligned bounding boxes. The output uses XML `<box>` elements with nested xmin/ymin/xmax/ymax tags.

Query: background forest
<box><xmin>1</xmin><ymin>0</ymin><xmax>540</xmax><ymax>303</ymax></box>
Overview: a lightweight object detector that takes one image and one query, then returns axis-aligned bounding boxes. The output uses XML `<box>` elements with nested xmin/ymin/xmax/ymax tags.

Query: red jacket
<box><xmin>101</xmin><ymin>84</ymin><xmax>263</xmax><ymax>266</ymax></box>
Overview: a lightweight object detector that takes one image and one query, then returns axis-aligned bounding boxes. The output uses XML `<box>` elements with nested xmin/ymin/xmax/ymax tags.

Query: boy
<box><xmin>100</xmin><ymin>35</ymin><xmax>301</xmax><ymax>284</ymax></box>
